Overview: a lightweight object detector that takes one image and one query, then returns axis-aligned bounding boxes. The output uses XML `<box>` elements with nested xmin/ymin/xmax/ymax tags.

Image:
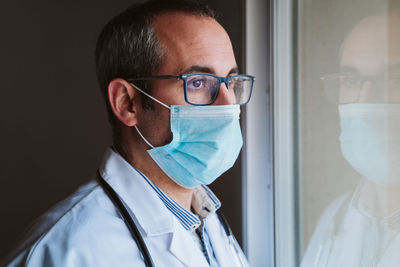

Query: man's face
<box><xmin>339</xmin><ymin>12</ymin><xmax>400</xmax><ymax>103</ymax></box>
<box><xmin>136</xmin><ymin>12</ymin><xmax>238</xmax><ymax>147</ymax></box>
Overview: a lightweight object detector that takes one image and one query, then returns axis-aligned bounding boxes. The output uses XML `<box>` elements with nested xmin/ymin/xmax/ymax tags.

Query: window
<box><xmin>245</xmin><ymin>0</ymin><xmax>400</xmax><ymax>266</ymax></box>
<box><xmin>299</xmin><ymin>1</ymin><xmax>400</xmax><ymax>266</ymax></box>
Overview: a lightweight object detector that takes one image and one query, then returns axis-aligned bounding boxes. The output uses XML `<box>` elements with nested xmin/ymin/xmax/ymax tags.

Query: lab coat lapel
<box><xmin>99</xmin><ymin>148</ymin><xmax>210</xmax><ymax>266</ymax></box>
<box><xmin>168</xmin><ymin>221</ymin><xmax>209</xmax><ymax>267</ymax></box>
<box><xmin>205</xmin><ymin>213</ymin><xmax>237</xmax><ymax>267</ymax></box>
<box><xmin>98</xmin><ymin>148</ymin><xmax>174</xmax><ymax>236</ymax></box>
<box><xmin>379</xmin><ymin>232</ymin><xmax>400</xmax><ymax>266</ymax></box>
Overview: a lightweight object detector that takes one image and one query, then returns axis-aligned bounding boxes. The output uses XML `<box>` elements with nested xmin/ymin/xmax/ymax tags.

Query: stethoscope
<box><xmin>97</xmin><ymin>171</ymin><xmax>247</xmax><ymax>267</ymax></box>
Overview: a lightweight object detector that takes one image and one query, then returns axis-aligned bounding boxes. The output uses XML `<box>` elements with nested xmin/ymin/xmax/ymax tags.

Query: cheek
<box><xmin>142</xmin><ymin>106</ymin><xmax>172</xmax><ymax>147</ymax></box>
<box><xmin>388</xmin><ymin>79</ymin><xmax>400</xmax><ymax>102</ymax></box>
<box><xmin>157</xmin><ymin>109</ymin><xmax>173</xmax><ymax>145</ymax></box>
<box><xmin>152</xmin><ymin>80</ymin><xmax>187</xmax><ymax>106</ymax></box>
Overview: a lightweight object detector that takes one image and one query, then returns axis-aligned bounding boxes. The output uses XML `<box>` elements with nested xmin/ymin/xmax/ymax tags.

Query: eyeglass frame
<box><xmin>320</xmin><ymin>71</ymin><xmax>400</xmax><ymax>104</ymax></box>
<box><xmin>126</xmin><ymin>73</ymin><xmax>255</xmax><ymax>106</ymax></box>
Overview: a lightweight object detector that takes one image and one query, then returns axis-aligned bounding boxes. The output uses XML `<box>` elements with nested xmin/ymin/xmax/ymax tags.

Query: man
<box><xmin>2</xmin><ymin>0</ymin><xmax>254</xmax><ymax>266</ymax></box>
<box><xmin>302</xmin><ymin>10</ymin><xmax>400</xmax><ymax>267</ymax></box>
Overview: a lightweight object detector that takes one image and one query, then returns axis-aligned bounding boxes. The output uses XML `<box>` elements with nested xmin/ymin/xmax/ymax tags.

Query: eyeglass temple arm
<box><xmin>126</xmin><ymin>75</ymin><xmax>180</xmax><ymax>81</ymax></box>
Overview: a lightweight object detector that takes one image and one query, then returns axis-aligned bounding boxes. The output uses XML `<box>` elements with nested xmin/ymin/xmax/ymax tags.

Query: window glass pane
<box><xmin>298</xmin><ymin>0</ymin><xmax>400</xmax><ymax>266</ymax></box>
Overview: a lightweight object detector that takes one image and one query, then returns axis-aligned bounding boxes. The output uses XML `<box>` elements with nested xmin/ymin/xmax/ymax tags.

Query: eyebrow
<box><xmin>180</xmin><ymin>65</ymin><xmax>240</xmax><ymax>76</ymax></box>
<box><xmin>340</xmin><ymin>64</ymin><xmax>400</xmax><ymax>75</ymax></box>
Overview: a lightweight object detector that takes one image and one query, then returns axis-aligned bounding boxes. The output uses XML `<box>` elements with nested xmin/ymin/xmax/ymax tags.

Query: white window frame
<box><xmin>243</xmin><ymin>0</ymin><xmax>298</xmax><ymax>266</ymax></box>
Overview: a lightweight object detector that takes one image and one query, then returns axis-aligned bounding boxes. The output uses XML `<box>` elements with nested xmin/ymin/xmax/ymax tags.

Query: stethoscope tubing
<box><xmin>97</xmin><ymin>171</ymin><xmax>239</xmax><ymax>267</ymax></box>
<box><xmin>97</xmin><ymin>172</ymin><xmax>154</xmax><ymax>267</ymax></box>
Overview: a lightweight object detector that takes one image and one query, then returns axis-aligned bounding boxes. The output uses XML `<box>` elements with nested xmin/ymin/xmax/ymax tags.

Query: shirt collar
<box><xmin>138</xmin><ymin>170</ymin><xmax>221</xmax><ymax>231</ymax></box>
<box><xmin>351</xmin><ymin>179</ymin><xmax>400</xmax><ymax>229</ymax></box>
<box><xmin>192</xmin><ymin>185</ymin><xmax>221</xmax><ymax>219</ymax></box>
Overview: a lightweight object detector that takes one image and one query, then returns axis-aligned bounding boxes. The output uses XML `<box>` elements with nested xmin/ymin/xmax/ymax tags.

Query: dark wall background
<box><xmin>0</xmin><ymin>0</ymin><xmax>244</xmax><ymax>260</ymax></box>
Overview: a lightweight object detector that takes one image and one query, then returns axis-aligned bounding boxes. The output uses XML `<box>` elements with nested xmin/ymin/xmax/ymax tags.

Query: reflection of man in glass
<box><xmin>302</xmin><ymin>10</ymin><xmax>400</xmax><ymax>267</ymax></box>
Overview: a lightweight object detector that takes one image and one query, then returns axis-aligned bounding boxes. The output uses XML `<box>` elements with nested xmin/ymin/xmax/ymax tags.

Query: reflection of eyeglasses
<box><xmin>321</xmin><ymin>72</ymin><xmax>400</xmax><ymax>104</ymax></box>
<box><xmin>127</xmin><ymin>73</ymin><xmax>255</xmax><ymax>106</ymax></box>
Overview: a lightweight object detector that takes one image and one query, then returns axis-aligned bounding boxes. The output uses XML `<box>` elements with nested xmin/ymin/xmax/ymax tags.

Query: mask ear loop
<box><xmin>130</xmin><ymin>83</ymin><xmax>170</xmax><ymax>149</ymax></box>
<box><xmin>134</xmin><ymin>125</ymin><xmax>154</xmax><ymax>149</ymax></box>
<box><xmin>130</xmin><ymin>83</ymin><xmax>170</xmax><ymax>110</ymax></box>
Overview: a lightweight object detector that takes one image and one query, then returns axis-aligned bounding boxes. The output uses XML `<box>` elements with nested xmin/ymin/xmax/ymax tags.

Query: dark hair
<box><xmin>95</xmin><ymin>0</ymin><xmax>216</xmax><ymax>134</ymax></box>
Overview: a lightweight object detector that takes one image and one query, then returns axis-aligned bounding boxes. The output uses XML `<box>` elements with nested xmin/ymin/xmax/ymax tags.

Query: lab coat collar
<box><xmin>351</xmin><ymin>179</ymin><xmax>400</xmax><ymax>230</ymax></box>
<box><xmin>98</xmin><ymin>148</ymin><xmax>215</xmax><ymax>266</ymax></box>
<box><xmin>98</xmin><ymin>147</ymin><xmax>174</xmax><ymax>236</ymax></box>
<box><xmin>169</xmin><ymin>223</ymin><xmax>209</xmax><ymax>266</ymax></box>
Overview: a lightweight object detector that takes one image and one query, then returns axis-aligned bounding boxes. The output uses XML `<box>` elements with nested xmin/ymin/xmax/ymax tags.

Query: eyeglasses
<box><xmin>321</xmin><ymin>72</ymin><xmax>400</xmax><ymax>104</ymax></box>
<box><xmin>127</xmin><ymin>73</ymin><xmax>255</xmax><ymax>106</ymax></box>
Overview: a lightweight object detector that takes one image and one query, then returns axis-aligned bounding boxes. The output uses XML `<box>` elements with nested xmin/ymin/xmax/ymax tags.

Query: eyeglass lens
<box><xmin>322</xmin><ymin>72</ymin><xmax>400</xmax><ymax>104</ymax></box>
<box><xmin>185</xmin><ymin>74</ymin><xmax>253</xmax><ymax>105</ymax></box>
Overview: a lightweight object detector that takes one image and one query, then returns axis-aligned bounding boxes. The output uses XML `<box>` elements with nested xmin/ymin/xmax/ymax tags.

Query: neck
<box><xmin>114</xmin><ymin>142</ymin><xmax>193</xmax><ymax>211</ymax></box>
<box><xmin>358</xmin><ymin>178</ymin><xmax>400</xmax><ymax>217</ymax></box>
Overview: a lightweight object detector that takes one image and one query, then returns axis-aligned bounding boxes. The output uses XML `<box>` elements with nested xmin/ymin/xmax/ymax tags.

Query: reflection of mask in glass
<box><xmin>339</xmin><ymin>103</ymin><xmax>400</xmax><ymax>185</ymax></box>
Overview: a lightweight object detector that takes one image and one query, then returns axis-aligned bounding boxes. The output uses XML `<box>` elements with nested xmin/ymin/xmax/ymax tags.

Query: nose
<box><xmin>358</xmin><ymin>80</ymin><xmax>379</xmax><ymax>103</ymax></box>
<box><xmin>213</xmin><ymin>83</ymin><xmax>235</xmax><ymax>105</ymax></box>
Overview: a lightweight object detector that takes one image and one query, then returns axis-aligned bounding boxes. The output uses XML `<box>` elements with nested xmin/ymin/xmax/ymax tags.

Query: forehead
<box><xmin>153</xmin><ymin>12</ymin><xmax>237</xmax><ymax>75</ymax></box>
<box><xmin>341</xmin><ymin>12</ymin><xmax>400</xmax><ymax>74</ymax></box>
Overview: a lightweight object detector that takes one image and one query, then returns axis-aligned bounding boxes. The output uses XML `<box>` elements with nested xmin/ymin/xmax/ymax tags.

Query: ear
<box><xmin>108</xmin><ymin>78</ymin><xmax>139</xmax><ymax>127</ymax></box>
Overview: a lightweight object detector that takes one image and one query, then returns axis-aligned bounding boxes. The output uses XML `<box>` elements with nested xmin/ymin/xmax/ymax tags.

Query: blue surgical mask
<box><xmin>339</xmin><ymin>103</ymin><xmax>400</xmax><ymax>186</ymax></box>
<box><xmin>131</xmin><ymin>84</ymin><xmax>243</xmax><ymax>188</ymax></box>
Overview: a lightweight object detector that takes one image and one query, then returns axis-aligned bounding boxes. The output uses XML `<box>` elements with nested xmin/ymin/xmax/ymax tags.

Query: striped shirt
<box><xmin>136</xmin><ymin>169</ymin><xmax>221</xmax><ymax>266</ymax></box>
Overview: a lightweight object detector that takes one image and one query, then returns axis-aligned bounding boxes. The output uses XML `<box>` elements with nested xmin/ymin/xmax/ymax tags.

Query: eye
<box><xmin>340</xmin><ymin>74</ymin><xmax>362</xmax><ymax>90</ymax></box>
<box><xmin>187</xmin><ymin>76</ymin><xmax>208</xmax><ymax>91</ymax></box>
<box><xmin>192</xmin><ymin>79</ymin><xmax>205</xmax><ymax>88</ymax></box>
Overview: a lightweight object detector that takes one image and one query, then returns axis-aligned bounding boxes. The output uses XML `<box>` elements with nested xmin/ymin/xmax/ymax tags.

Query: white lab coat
<box><xmin>301</xmin><ymin>182</ymin><xmax>400</xmax><ymax>267</ymax></box>
<box><xmin>3</xmin><ymin>148</ymin><xmax>248</xmax><ymax>267</ymax></box>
